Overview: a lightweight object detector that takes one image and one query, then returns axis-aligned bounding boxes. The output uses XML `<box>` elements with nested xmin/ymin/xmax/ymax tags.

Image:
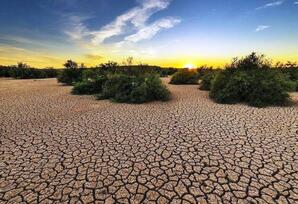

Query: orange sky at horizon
<box><xmin>1</xmin><ymin>52</ymin><xmax>297</xmax><ymax>69</ymax></box>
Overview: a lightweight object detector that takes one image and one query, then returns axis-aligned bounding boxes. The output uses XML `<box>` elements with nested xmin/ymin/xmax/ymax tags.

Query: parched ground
<box><xmin>0</xmin><ymin>78</ymin><xmax>298</xmax><ymax>204</ymax></box>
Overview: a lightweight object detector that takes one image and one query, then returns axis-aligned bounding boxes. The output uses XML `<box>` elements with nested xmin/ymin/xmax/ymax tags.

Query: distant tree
<box><xmin>122</xmin><ymin>57</ymin><xmax>134</xmax><ymax>66</ymax></box>
<box><xmin>17</xmin><ymin>62</ymin><xmax>30</xmax><ymax>68</ymax></box>
<box><xmin>126</xmin><ymin>57</ymin><xmax>134</xmax><ymax>66</ymax></box>
<box><xmin>100</xmin><ymin>61</ymin><xmax>118</xmax><ymax>69</ymax></box>
<box><xmin>63</xmin><ymin>60</ymin><xmax>78</xmax><ymax>69</ymax></box>
<box><xmin>79</xmin><ymin>63</ymin><xmax>86</xmax><ymax>69</ymax></box>
<box><xmin>276</xmin><ymin>61</ymin><xmax>297</xmax><ymax>69</ymax></box>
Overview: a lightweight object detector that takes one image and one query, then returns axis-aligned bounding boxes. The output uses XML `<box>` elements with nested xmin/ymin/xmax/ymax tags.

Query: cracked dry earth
<box><xmin>0</xmin><ymin>78</ymin><xmax>298</xmax><ymax>204</ymax></box>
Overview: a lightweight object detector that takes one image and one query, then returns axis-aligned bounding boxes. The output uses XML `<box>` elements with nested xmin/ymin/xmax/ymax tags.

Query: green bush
<box><xmin>245</xmin><ymin>70</ymin><xmax>295</xmax><ymax>107</ymax></box>
<box><xmin>72</xmin><ymin>81</ymin><xmax>94</xmax><ymax>95</ymax></box>
<box><xmin>143</xmin><ymin>74</ymin><xmax>170</xmax><ymax>101</ymax></box>
<box><xmin>100</xmin><ymin>74</ymin><xmax>170</xmax><ymax>103</ymax></box>
<box><xmin>208</xmin><ymin>53</ymin><xmax>296</xmax><ymax>107</ymax></box>
<box><xmin>72</xmin><ymin>76</ymin><xmax>107</xmax><ymax>95</ymax></box>
<box><xmin>0</xmin><ymin>66</ymin><xmax>15</xmax><ymax>77</ymax></box>
<box><xmin>101</xmin><ymin>74</ymin><xmax>133</xmax><ymax>101</ymax></box>
<box><xmin>82</xmin><ymin>68</ymin><xmax>105</xmax><ymax>81</ymax></box>
<box><xmin>278</xmin><ymin>66</ymin><xmax>298</xmax><ymax>91</ymax></box>
<box><xmin>57</xmin><ymin>68</ymin><xmax>83</xmax><ymax>85</ymax></box>
<box><xmin>43</xmin><ymin>68</ymin><xmax>59</xmax><ymax>78</ymax></box>
<box><xmin>210</xmin><ymin>70</ymin><xmax>250</xmax><ymax>104</ymax></box>
<box><xmin>57</xmin><ymin>60</ymin><xmax>83</xmax><ymax>85</ymax></box>
<box><xmin>199</xmin><ymin>71</ymin><xmax>219</xmax><ymax>91</ymax></box>
<box><xmin>210</xmin><ymin>68</ymin><xmax>295</xmax><ymax>107</ymax></box>
<box><xmin>170</xmin><ymin>69</ymin><xmax>199</xmax><ymax>84</ymax></box>
<box><xmin>229</xmin><ymin>52</ymin><xmax>271</xmax><ymax>70</ymax></box>
<box><xmin>196</xmin><ymin>66</ymin><xmax>215</xmax><ymax>78</ymax></box>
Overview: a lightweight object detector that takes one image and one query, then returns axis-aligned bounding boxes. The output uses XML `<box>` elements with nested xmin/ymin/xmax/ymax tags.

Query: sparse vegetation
<box><xmin>1</xmin><ymin>53</ymin><xmax>297</xmax><ymax>107</ymax></box>
<box><xmin>276</xmin><ymin>62</ymin><xmax>298</xmax><ymax>91</ymax></box>
<box><xmin>199</xmin><ymin>71</ymin><xmax>219</xmax><ymax>91</ymax></box>
<box><xmin>72</xmin><ymin>76</ymin><xmax>107</xmax><ymax>95</ymax></box>
<box><xmin>71</xmin><ymin>67</ymin><xmax>170</xmax><ymax>103</ymax></box>
<box><xmin>98</xmin><ymin>74</ymin><xmax>170</xmax><ymax>103</ymax></box>
<box><xmin>1</xmin><ymin>61</ymin><xmax>178</xmax><ymax>81</ymax></box>
<box><xmin>0</xmin><ymin>63</ymin><xmax>58</xmax><ymax>79</ymax></box>
<box><xmin>57</xmin><ymin>60</ymin><xmax>83</xmax><ymax>85</ymax></box>
<box><xmin>209</xmin><ymin>53</ymin><xmax>296</xmax><ymax>107</ymax></box>
<box><xmin>170</xmin><ymin>69</ymin><xmax>199</xmax><ymax>84</ymax></box>
<box><xmin>60</xmin><ymin>61</ymin><xmax>173</xmax><ymax>103</ymax></box>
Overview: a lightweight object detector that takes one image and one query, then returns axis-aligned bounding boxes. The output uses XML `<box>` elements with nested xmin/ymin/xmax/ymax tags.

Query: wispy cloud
<box><xmin>64</xmin><ymin>15</ymin><xmax>90</xmax><ymax>40</ymax></box>
<box><xmin>256</xmin><ymin>1</ymin><xmax>283</xmax><ymax>10</ymax></box>
<box><xmin>125</xmin><ymin>17</ymin><xmax>181</xmax><ymax>43</ymax></box>
<box><xmin>66</xmin><ymin>0</ymin><xmax>180</xmax><ymax>45</ymax></box>
<box><xmin>255</xmin><ymin>25</ymin><xmax>271</xmax><ymax>32</ymax></box>
<box><xmin>294</xmin><ymin>1</ymin><xmax>298</xmax><ymax>4</ymax></box>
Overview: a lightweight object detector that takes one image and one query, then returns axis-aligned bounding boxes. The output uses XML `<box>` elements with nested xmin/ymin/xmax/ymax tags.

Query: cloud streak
<box><xmin>125</xmin><ymin>17</ymin><xmax>181</xmax><ymax>43</ymax></box>
<box><xmin>255</xmin><ymin>25</ymin><xmax>271</xmax><ymax>32</ymax></box>
<box><xmin>66</xmin><ymin>0</ymin><xmax>180</xmax><ymax>45</ymax></box>
<box><xmin>256</xmin><ymin>1</ymin><xmax>283</xmax><ymax>10</ymax></box>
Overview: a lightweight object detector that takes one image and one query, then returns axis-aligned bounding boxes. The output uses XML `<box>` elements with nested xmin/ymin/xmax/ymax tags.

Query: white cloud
<box><xmin>65</xmin><ymin>0</ymin><xmax>180</xmax><ymax>45</ymax></box>
<box><xmin>256</xmin><ymin>1</ymin><xmax>283</xmax><ymax>10</ymax></box>
<box><xmin>255</xmin><ymin>25</ymin><xmax>271</xmax><ymax>32</ymax></box>
<box><xmin>125</xmin><ymin>17</ymin><xmax>181</xmax><ymax>42</ymax></box>
<box><xmin>65</xmin><ymin>15</ymin><xmax>89</xmax><ymax>40</ymax></box>
<box><xmin>294</xmin><ymin>1</ymin><xmax>298</xmax><ymax>4</ymax></box>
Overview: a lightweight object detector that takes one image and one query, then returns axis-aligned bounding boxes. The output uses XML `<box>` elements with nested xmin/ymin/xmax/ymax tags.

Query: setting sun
<box><xmin>184</xmin><ymin>63</ymin><xmax>196</xmax><ymax>69</ymax></box>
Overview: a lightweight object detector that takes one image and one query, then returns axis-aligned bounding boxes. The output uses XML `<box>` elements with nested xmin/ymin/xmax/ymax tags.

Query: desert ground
<box><xmin>0</xmin><ymin>78</ymin><xmax>298</xmax><ymax>204</ymax></box>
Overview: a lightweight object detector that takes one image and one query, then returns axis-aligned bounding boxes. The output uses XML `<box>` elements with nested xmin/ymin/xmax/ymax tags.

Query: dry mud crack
<box><xmin>0</xmin><ymin>78</ymin><xmax>298</xmax><ymax>204</ymax></box>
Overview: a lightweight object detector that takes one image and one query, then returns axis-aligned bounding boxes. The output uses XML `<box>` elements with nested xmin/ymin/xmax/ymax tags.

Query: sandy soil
<box><xmin>0</xmin><ymin>78</ymin><xmax>298</xmax><ymax>204</ymax></box>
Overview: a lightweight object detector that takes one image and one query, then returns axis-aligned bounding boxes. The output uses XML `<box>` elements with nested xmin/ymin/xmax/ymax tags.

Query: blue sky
<box><xmin>0</xmin><ymin>0</ymin><xmax>298</xmax><ymax>67</ymax></box>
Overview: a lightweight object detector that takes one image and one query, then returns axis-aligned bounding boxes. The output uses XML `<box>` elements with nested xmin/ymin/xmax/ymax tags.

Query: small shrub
<box><xmin>143</xmin><ymin>74</ymin><xmax>170</xmax><ymax>101</ymax></box>
<box><xmin>101</xmin><ymin>74</ymin><xmax>133</xmax><ymax>101</ymax></box>
<box><xmin>197</xmin><ymin>66</ymin><xmax>215</xmax><ymax>78</ymax></box>
<box><xmin>245</xmin><ymin>70</ymin><xmax>295</xmax><ymax>107</ymax></box>
<box><xmin>72</xmin><ymin>76</ymin><xmax>107</xmax><ymax>95</ymax></box>
<box><xmin>210</xmin><ymin>70</ymin><xmax>250</xmax><ymax>104</ymax></box>
<box><xmin>199</xmin><ymin>71</ymin><xmax>218</xmax><ymax>91</ymax></box>
<box><xmin>82</xmin><ymin>68</ymin><xmax>105</xmax><ymax>81</ymax></box>
<box><xmin>72</xmin><ymin>81</ymin><xmax>94</xmax><ymax>95</ymax></box>
<box><xmin>210</xmin><ymin>69</ymin><xmax>295</xmax><ymax>107</ymax></box>
<box><xmin>43</xmin><ymin>68</ymin><xmax>59</xmax><ymax>78</ymax></box>
<box><xmin>0</xmin><ymin>66</ymin><xmax>14</xmax><ymax>77</ymax></box>
<box><xmin>209</xmin><ymin>53</ymin><xmax>296</xmax><ymax>107</ymax></box>
<box><xmin>277</xmin><ymin>64</ymin><xmax>298</xmax><ymax>91</ymax></box>
<box><xmin>57</xmin><ymin>60</ymin><xmax>83</xmax><ymax>85</ymax></box>
<box><xmin>170</xmin><ymin>69</ymin><xmax>199</xmax><ymax>84</ymax></box>
<box><xmin>57</xmin><ymin>68</ymin><xmax>83</xmax><ymax>85</ymax></box>
<box><xmin>100</xmin><ymin>74</ymin><xmax>170</xmax><ymax>103</ymax></box>
<box><xmin>229</xmin><ymin>52</ymin><xmax>271</xmax><ymax>70</ymax></box>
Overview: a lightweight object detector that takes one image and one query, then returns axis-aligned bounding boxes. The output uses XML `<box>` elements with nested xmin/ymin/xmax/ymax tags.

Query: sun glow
<box><xmin>184</xmin><ymin>63</ymin><xmax>196</xmax><ymax>69</ymax></box>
